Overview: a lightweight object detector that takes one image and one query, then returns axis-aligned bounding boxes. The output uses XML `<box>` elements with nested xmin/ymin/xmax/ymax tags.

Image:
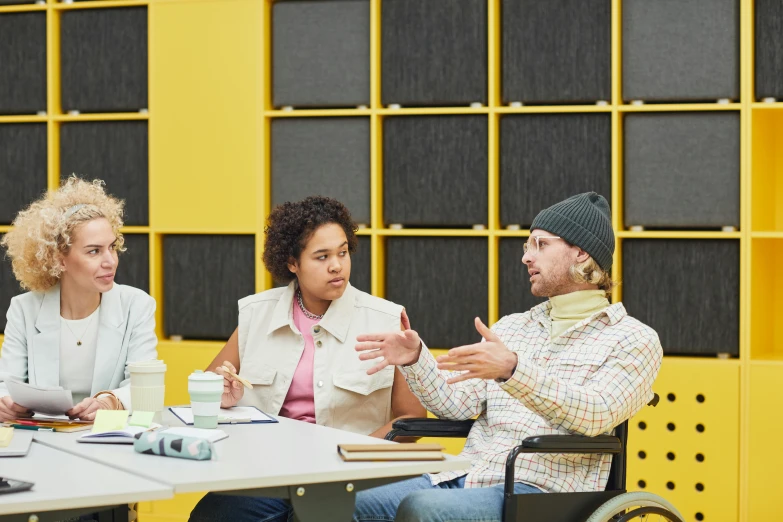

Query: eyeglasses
<box><xmin>523</xmin><ymin>235</ymin><xmax>561</xmax><ymax>256</ymax></box>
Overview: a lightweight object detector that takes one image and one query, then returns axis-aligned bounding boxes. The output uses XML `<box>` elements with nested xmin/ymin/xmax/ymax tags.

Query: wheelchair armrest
<box><xmin>384</xmin><ymin>418</ymin><xmax>475</xmax><ymax>441</ymax></box>
<box><xmin>521</xmin><ymin>434</ymin><xmax>622</xmax><ymax>454</ymax></box>
<box><xmin>503</xmin><ymin>435</ymin><xmax>622</xmax><ymax>499</ymax></box>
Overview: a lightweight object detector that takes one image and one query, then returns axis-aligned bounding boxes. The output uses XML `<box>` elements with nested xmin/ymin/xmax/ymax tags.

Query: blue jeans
<box><xmin>189</xmin><ymin>474</ymin><xmax>542</xmax><ymax>522</ymax></box>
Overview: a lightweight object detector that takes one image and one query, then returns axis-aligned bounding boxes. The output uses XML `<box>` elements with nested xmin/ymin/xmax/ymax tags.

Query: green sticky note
<box><xmin>128</xmin><ymin>411</ymin><xmax>155</xmax><ymax>428</ymax></box>
<box><xmin>92</xmin><ymin>410</ymin><xmax>129</xmax><ymax>433</ymax></box>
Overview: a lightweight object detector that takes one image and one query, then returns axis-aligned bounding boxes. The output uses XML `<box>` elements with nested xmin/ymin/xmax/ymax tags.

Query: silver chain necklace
<box><xmin>296</xmin><ymin>289</ymin><xmax>323</xmax><ymax>320</ymax></box>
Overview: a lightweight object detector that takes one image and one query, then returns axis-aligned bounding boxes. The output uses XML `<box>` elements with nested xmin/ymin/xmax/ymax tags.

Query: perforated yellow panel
<box><xmin>627</xmin><ymin>358</ymin><xmax>740</xmax><ymax>522</ymax></box>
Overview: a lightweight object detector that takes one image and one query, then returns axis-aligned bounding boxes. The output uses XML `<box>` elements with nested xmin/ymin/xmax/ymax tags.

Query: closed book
<box><xmin>337</xmin><ymin>443</ymin><xmax>445</xmax><ymax>462</ymax></box>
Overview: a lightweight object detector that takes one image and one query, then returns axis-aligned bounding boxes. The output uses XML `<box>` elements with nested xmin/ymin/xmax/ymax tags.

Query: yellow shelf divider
<box><xmin>52</xmin><ymin>112</ymin><xmax>149</xmax><ymax>122</ymax></box>
<box><xmin>617</xmin><ymin>230</ymin><xmax>743</xmax><ymax>239</ymax></box>
<box><xmin>618</xmin><ymin>102</ymin><xmax>742</xmax><ymax>112</ymax></box>
<box><xmin>0</xmin><ymin>115</ymin><xmax>47</xmax><ymax>123</ymax></box>
<box><xmin>486</xmin><ymin>0</ymin><xmax>500</xmax><ymax>325</ymax></box>
<box><xmin>0</xmin><ymin>4</ymin><xmax>46</xmax><ymax>13</ymax></box>
<box><xmin>265</xmin><ymin>109</ymin><xmax>372</xmax><ymax>118</ymax></box>
<box><xmin>369</xmin><ymin>0</ymin><xmax>384</xmax><ymax>299</ymax></box>
<box><xmin>610</xmin><ymin>0</ymin><xmax>623</xmax><ymax>305</ymax></box>
<box><xmin>52</xmin><ymin>0</ymin><xmax>149</xmax><ymax>11</ymax></box>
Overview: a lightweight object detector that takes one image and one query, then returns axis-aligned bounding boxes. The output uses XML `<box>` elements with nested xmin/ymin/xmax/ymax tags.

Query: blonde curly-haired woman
<box><xmin>0</xmin><ymin>176</ymin><xmax>157</xmax><ymax>421</ymax></box>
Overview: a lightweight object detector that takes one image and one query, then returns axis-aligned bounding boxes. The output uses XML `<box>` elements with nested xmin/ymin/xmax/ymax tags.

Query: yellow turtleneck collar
<box><xmin>549</xmin><ymin>289</ymin><xmax>610</xmax><ymax>339</ymax></box>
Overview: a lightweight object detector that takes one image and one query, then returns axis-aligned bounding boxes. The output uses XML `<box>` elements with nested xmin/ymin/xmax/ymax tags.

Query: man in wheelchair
<box><xmin>354</xmin><ymin>193</ymin><xmax>665</xmax><ymax>522</ymax></box>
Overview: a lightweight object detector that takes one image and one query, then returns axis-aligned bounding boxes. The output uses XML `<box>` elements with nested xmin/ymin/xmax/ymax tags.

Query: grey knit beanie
<box><xmin>530</xmin><ymin>192</ymin><xmax>614</xmax><ymax>270</ymax></box>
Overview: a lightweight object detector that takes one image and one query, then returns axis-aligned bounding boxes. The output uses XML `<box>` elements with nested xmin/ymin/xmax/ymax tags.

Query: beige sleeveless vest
<box><xmin>236</xmin><ymin>281</ymin><xmax>402</xmax><ymax>435</ymax></box>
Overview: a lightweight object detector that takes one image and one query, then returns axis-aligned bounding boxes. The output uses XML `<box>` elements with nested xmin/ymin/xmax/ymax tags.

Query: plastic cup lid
<box><xmin>188</xmin><ymin>370</ymin><xmax>222</xmax><ymax>381</ymax></box>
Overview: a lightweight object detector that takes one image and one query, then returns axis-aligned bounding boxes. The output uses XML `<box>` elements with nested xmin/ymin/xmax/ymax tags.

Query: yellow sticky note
<box><xmin>0</xmin><ymin>427</ymin><xmax>13</xmax><ymax>448</ymax></box>
<box><xmin>128</xmin><ymin>411</ymin><xmax>155</xmax><ymax>428</ymax></box>
<box><xmin>92</xmin><ymin>410</ymin><xmax>130</xmax><ymax>433</ymax></box>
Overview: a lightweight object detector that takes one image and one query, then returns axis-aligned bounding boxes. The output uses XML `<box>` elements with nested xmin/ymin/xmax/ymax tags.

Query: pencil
<box><xmin>220</xmin><ymin>366</ymin><xmax>253</xmax><ymax>390</ymax></box>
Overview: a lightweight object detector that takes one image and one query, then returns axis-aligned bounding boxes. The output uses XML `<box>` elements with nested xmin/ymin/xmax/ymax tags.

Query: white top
<box><xmin>0</xmin><ymin>441</ymin><xmax>172</xmax><ymax>516</ymax></box>
<box><xmin>59</xmin><ymin>306</ymin><xmax>100</xmax><ymax>403</ymax></box>
<box><xmin>34</xmin><ymin>410</ymin><xmax>471</xmax><ymax>494</ymax></box>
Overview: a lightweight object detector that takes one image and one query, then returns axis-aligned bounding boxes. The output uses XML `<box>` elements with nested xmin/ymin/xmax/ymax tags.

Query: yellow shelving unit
<box><xmin>1</xmin><ymin>0</ymin><xmax>780</xmax><ymax>521</ymax></box>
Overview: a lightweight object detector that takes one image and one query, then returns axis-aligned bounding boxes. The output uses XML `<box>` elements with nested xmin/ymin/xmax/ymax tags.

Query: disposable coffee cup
<box><xmin>129</xmin><ymin>360</ymin><xmax>166</xmax><ymax>415</ymax></box>
<box><xmin>188</xmin><ymin>370</ymin><xmax>223</xmax><ymax>429</ymax></box>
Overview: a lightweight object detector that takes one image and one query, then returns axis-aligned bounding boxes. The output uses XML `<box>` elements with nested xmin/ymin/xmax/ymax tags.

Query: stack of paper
<box><xmin>5</xmin><ymin>380</ymin><xmax>73</xmax><ymax>415</ymax></box>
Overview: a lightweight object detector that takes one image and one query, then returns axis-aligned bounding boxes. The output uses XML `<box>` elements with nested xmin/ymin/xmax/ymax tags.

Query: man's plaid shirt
<box><xmin>400</xmin><ymin>301</ymin><xmax>663</xmax><ymax>493</ymax></box>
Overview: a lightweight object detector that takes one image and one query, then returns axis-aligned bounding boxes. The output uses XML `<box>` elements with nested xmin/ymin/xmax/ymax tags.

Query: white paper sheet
<box><xmin>5</xmin><ymin>380</ymin><xmax>74</xmax><ymax>415</ymax></box>
<box><xmin>168</xmin><ymin>406</ymin><xmax>276</xmax><ymax>425</ymax></box>
<box><xmin>161</xmin><ymin>427</ymin><xmax>228</xmax><ymax>442</ymax></box>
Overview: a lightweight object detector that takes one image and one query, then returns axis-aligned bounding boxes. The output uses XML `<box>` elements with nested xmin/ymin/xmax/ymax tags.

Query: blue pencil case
<box><xmin>133</xmin><ymin>431</ymin><xmax>214</xmax><ymax>461</ymax></box>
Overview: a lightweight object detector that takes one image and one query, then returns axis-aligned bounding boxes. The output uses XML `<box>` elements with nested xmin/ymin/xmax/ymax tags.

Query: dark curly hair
<box><xmin>263</xmin><ymin>196</ymin><xmax>359</xmax><ymax>283</ymax></box>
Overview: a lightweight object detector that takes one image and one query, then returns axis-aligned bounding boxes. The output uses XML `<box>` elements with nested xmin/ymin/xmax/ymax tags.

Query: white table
<box><xmin>34</xmin><ymin>412</ymin><xmax>471</xmax><ymax>522</ymax></box>
<box><xmin>0</xmin><ymin>442</ymin><xmax>172</xmax><ymax>522</ymax></box>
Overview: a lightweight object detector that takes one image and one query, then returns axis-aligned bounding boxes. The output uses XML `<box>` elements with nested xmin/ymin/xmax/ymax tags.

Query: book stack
<box><xmin>4</xmin><ymin>416</ymin><xmax>92</xmax><ymax>433</ymax></box>
<box><xmin>337</xmin><ymin>443</ymin><xmax>445</xmax><ymax>462</ymax></box>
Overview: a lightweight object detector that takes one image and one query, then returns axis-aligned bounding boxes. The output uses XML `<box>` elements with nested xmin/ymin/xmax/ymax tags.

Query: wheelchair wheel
<box><xmin>586</xmin><ymin>491</ymin><xmax>685</xmax><ymax>522</ymax></box>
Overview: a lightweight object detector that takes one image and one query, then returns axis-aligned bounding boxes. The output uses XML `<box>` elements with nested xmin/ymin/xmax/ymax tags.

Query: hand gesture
<box><xmin>356</xmin><ymin>308</ymin><xmax>422</xmax><ymax>375</ymax></box>
<box><xmin>436</xmin><ymin>317</ymin><xmax>518</xmax><ymax>384</ymax></box>
<box><xmin>216</xmin><ymin>360</ymin><xmax>244</xmax><ymax>408</ymax></box>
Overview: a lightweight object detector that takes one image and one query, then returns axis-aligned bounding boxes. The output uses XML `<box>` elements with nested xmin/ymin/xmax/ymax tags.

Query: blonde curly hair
<box><xmin>1</xmin><ymin>176</ymin><xmax>126</xmax><ymax>292</ymax></box>
<box><xmin>569</xmin><ymin>256</ymin><xmax>617</xmax><ymax>294</ymax></box>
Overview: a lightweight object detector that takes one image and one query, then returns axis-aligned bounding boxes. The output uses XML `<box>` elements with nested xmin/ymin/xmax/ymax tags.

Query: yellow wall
<box><xmin>1</xmin><ymin>1</ymin><xmax>780</xmax><ymax>521</ymax></box>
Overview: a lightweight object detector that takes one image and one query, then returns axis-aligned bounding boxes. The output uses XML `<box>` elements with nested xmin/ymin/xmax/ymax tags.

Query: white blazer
<box><xmin>0</xmin><ymin>283</ymin><xmax>158</xmax><ymax>408</ymax></box>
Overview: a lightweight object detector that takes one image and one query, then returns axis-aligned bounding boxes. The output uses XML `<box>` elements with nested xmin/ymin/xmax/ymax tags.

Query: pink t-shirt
<box><xmin>279</xmin><ymin>303</ymin><xmax>318</xmax><ymax>423</ymax></box>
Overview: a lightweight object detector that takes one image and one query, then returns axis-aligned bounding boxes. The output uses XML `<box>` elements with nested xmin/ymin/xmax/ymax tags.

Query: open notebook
<box><xmin>78</xmin><ymin>425</ymin><xmax>228</xmax><ymax>444</ymax></box>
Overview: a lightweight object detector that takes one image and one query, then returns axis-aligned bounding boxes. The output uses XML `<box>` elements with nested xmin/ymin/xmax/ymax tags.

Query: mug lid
<box><xmin>188</xmin><ymin>370</ymin><xmax>222</xmax><ymax>381</ymax></box>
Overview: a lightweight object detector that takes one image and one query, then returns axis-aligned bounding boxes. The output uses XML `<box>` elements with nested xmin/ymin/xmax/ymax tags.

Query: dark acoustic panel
<box><xmin>502</xmin><ymin>0</ymin><xmax>610</xmax><ymax>104</ymax></box>
<box><xmin>622</xmin><ymin>239</ymin><xmax>739</xmax><ymax>356</ymax></box>
<box><xmin>624</xmin><ymin>112</ymin><xmax>740</xmax><ymax>229</ymax></box>
<box><xmin>500</xmin><ymin>114</ymin><xmax>611</xmax><ymax>227</ymax></box>
<box><xmin>384</xmin><ymin>116</ymin><xmax>487</xmax><ymax>226</ymax></box>
<box><xmin>382</xmin><ymin>0</ymin><xmax>487</xmax><ymax>106</ymax></box>
<box><xmin>622</xmin><ymin>0</ymin><xmax>739</xmax><ymax>102</ymax></box>
<box><xmin>273</xmin><ymin>0</ymin><xmax>369</xmax><ymax>108</ymax></box>
<box><xmin>60</xmin><ymin>121</ymin><xmax>149</xmax><ymax>226</ymax></box>
<box><xmin>61</xmin><ymin>7</ymin><xmax>148</xmax><ymax>112</ymax></box>
<box><xmin>0</xmin><ymin>13</ymin><xmax>46</xmax><ymax>114</ymax></box>
<box><xmin>0</xmin><ymin>234</ymin><xmax>24</xmax><ymax>334</ymax></box>
<box><xmin>116</xmin><ymin>234</ymin><xmax>149</xmax><ymax>294</ymax></box>
<box><xmin>499</xmin><ymin>238</ymin><xmax>547</xmax><ymax>319</ymax></box>
<box><xmin>351</xmin><ymin>236</ymin><xmax>371</xmax><ymax>294</ymax></box>
<box><xmin>271</xmin><ymin>118</ymin><xmax>370</xmax><ymax>225</ymax></box>
<box><xmin>164</xmin><ymin>235</ymin><xmax>255</xmax><ymax>340</ymax></box>
<box><xmin>386</xmin><ymin>237</ymin><xmax>487</xmax><ymax>348</ymax></box>
<box><xmin>755</xmin><ymin>0</ymin><xmax>783</xmax><ymax>100</ymax></box>
<box><xmin>0</xmin><ymin>124</ymin><xmax>47</xmax><ymax>225</ymax></box>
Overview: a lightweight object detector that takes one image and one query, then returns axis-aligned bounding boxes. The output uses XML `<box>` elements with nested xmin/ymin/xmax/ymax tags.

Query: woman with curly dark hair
<box><xmin>204</xmin><ymin>196</ymin><xmax>423</xmax><ymax>427</ymax></box>
<box><xmin>191</xmin><ymin>196</ymin><xmax>425</xmax><ymax>521</ymax></box>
